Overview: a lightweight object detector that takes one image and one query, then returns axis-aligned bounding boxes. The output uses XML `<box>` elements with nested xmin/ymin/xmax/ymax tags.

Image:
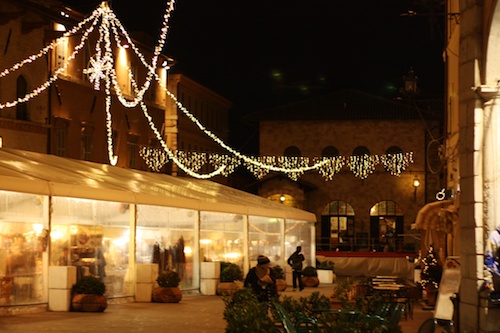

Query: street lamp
<box><xmin>413</xmin><ymin>176</ymin><xmax>420</xmax><ymax>201</ymax></box>
<box><xmin>404</xmin><ymin>67</ymin><xmax>418</xmax><ymax>94</ymax></box>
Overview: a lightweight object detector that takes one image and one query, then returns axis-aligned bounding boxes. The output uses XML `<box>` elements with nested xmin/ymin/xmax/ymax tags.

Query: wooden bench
<box><xmin>272</xmin><ymin>301</ymin><xmax>319</xmax><ymax>333</ymax></box>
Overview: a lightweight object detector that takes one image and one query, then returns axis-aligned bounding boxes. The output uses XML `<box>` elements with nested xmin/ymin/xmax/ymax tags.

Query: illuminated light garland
<box><xmin>249</xmin><ymin>221</ymin><xmax>300</xmax><ymax>236</ymax></box>
<box><xmin>316</xmin><ymin>156</ymin><xmax>346</xmax><ymax>181</ymax></box>
<box><xmin>140</xmin><ymin>147</ymin><xmax>169</xmax><ymax>172</ymax></box>
<box><xmin>105</xmin><ymin>0</ymin><xmax>174</xmax><ymax>108</ymax></box>
<box><xmin>209</xmin><ymin>154</ymin><xmax>242</xmax><ymax>176</ymax></box>
<box><xmin>176</xmin><ymin>151</ymin><xmax>207</xmax><ymax>172</ymax></box>
<box><xmin>139</xmin><ymin>146</ymin><xmax>414</xmax><ymax>180</ymax></box>
<box><xmin>162</xmin><ymin>88</ymin><xmax>332</xmax><ymax>174</ymax></box>
<box><xmin>347</xmin><ymin>155</ymin><xmax>380</xmax><ymax>179</ymax></box>
<box><xmin>0</xmin><ymin>11</ymin><xmax>101</xmax><ymax>109</ymax></box>
<box><xmin>380</xmin><ymin>152</ymin><xmax>414</xmax><ymax>176</ymax></box>
<box><xmin>138</xmin><ymin>99</ymin><xmax>227</xmax><ymax>179</ymax></box>
<box><xmin>0</xmin><ymin>9</ymin><xmax>100</xmax><ymax>79</ymax></box>
<box><xmin>0</xmin><ymin>0</ymin><xmax>415</xmax><ymax>181</ymax></box>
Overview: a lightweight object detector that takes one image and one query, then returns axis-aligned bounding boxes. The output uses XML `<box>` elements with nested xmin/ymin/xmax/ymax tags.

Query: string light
<box><xmin>0</xmin><ymin>1</ymin><xmax>415</xmax><ymax>181</ymax></box>
<box><xmin>347</xmin><ymin>155</ymin><xmax>380</xmax><ymax>179</ymax></box>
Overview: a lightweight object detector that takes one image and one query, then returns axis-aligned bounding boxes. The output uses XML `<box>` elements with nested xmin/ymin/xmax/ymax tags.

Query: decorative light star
<box><xmin>84</xmin><ymin>55</ymin><xmax>112</xmax><ymax>90</ymax></box>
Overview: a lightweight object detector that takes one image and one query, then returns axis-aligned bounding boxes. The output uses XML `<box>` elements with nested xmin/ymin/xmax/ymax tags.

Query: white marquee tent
<box><xmin>0</xmin><ymin>148</ymin><xmax>316</xmax><ymax>221</ymax></box>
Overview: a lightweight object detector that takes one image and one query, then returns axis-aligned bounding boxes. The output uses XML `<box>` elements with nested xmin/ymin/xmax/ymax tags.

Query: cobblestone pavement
<box><xmin>0</xmin><ymin>284</ymin><xmax>435</xmax><ymax>333</ymax></box>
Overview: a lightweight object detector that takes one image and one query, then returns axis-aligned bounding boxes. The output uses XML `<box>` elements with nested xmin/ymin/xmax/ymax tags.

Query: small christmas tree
<box><xmin>420</xmin><ymin>244</ymin><xmax>442</xmax><ymax>290</ymax></box>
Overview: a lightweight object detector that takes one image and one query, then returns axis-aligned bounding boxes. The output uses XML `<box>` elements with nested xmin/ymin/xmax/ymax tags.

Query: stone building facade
<box><xmin>249</xmin><ymin>90</ymin><xmax>443</xmax><ymax>254</ymax></box>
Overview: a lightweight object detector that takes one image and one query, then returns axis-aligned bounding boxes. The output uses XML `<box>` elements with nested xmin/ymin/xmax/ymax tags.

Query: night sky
<box><xmin>63</xmin><ymin>0</ymin><xmax>445</xmax><ymax>150</ymax></box>
<box><xmin>64</xmin><ymin>0</ymin><xmax>445</xmax><ymax>108</ymax></box>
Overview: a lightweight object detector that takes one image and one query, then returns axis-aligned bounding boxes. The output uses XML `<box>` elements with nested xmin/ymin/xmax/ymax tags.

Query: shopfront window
<box><xmin>320</xmin><ymin>201</ymin><xmax>355</xmax><ymax>251</ymax></box>
<box><xmin>200</xmin><ymin>212</ymin><xmax>244</xmax><ymax>266</ymax></box>
<box><xmin>0</xmin><ymin>190</ymin><xmax>47</xmax><ymax>305</ymax></box>
<box><xmin>248</xmin><ymin>216</ymin><xmax>283</xmax><ymax>266</ymax></box>
<box><xmin>370</xmin><ymin>200</ymin><xmax>405</xmax><ymax>252</ymax></box>
<box><xmin>136</xmin><ymin>205</ymin><xmax>198</xmax><ymax>291</ymax></box>
<box><xmin>50</xmin><ymin>197</ymin><xmax>132</xmax><ymax>298</ymax></box>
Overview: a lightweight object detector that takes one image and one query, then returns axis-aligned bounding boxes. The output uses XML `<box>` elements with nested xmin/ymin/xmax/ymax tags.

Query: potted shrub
<box><xmin>71</xmin><ymin>275</ymin><xmax>107</xmax><ymax>312</ymax></box>
<box><xmin>152</xmin><ymin>270</ymin><xmax>182</xmax><ymax>303</ymax></box>
<box><xmin>217</xmin><ymin>262</ymin><xmax>244</xmax><ymax>296</ymax></box>
<box><xmin>271</xmin><ymin>265</ymin><xmax>287</xmax><ymax>291</ymax></box>
<box><xmin>316</xmin><ymin>260</ymin><xmax>336</xmax><ymax>284</ymax></box>
<box><xmin>301</xmin><ymin>266</ymin><xmax>320</xmax><ymax>287</ymax></box>
<box><xmin>223</xmin><ymin>288</ymin><xmax>276</xmax><ymax>333</ymax></box>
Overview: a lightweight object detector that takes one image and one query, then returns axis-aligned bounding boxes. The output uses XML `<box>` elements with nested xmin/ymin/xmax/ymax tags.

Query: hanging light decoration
<box><xmin>0</xmin><ymin>0</ymin><xmax>415</xmax><ymax>181</ymax></box>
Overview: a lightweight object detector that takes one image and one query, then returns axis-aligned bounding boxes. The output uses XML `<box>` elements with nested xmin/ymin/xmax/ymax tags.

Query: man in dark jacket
<box><xmin>287</xmin><ymin>246</ymin><xmax>305</xmax><ymax>291</ymax></box>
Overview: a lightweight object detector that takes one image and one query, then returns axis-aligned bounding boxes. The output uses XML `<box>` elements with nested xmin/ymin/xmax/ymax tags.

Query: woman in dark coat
<box><xmin>244</xmin><ymin>255</ymin><xmax>277</xmax><ymax>304</ymax></box>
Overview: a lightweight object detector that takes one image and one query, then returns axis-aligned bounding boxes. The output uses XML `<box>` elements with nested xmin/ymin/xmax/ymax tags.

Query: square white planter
<box><xmin>201</xmin><ymin>262</ymin><xmax>221</xmax><ymax>279</ymax></box>
<box><xmin>200</xmin><ymin>279</ymin><xmax>219</xmax><ymax>295</ymax></box>
<box><xmin>48</xmin><ymin>289</ymin><xmax>72</xmax><ymax>311</ymax></box>
<box><xmin>317</xmin><ymin>270</ymin><xmax>335</xmax><ymax>284</ymax></box>
<box><xmin>135</xmin><ymin>283</ymin><xmax>154</xmax><ymax>302</ymax></box>
<box><xmin>136</xmin><ymin>264</ymin><xmax>159</xmax><ymax>283</ymax></box>
<box><xmin>48</xmin><ymin>266</ymin><xmax>77</xmax><ymax>289</ymax></box>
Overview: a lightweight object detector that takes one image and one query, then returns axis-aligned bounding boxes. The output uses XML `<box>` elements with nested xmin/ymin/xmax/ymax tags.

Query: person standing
<box><xmin>485</xmin><ymin>226</ymin><xmax>500</xmax><ymax>293</ymax></box>
<box><xmin>287</xmin><ymin>246</ymin><xmax>305</xmax><ymax>291</ymax></box>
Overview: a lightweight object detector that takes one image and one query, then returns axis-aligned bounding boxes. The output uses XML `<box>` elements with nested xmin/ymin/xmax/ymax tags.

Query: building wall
<box><xmin>0</xmin><ymin>2</ymin><xmax>231</xmax><ymax>181</ymax></box>
<box><xmin>167</xmin><ymin>74</ymin><xmax>232</xmax><ymax>180</ymax></box>
<box><xmin>0</xmin><ymin>1</ymin><xmax>50</xmax><ymax>151</ymax></box>
<box><xmin>258</xmin><ymin>118</ymin><xmax>435</xmax><ymax>252</ymax></box>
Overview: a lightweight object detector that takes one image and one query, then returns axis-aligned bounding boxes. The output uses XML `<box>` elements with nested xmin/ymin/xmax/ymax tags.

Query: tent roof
<box><xmin>0</xmin><ymin>148</ymin><xmax>316</xmax><ymax>222</ymax></box>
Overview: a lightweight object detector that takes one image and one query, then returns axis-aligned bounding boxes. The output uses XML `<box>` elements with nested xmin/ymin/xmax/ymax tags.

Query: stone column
<box><xmin>458</xmin><ymin>2</ymin><xmax>484</xmax><ymax>331</ymax></box>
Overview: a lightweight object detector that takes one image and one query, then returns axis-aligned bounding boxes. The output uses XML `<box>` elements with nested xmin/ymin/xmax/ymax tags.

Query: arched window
<box><xmin>370</xmin><ymin>200</ymin><xmax>406</xmax><ymax>252</ymax></box>
<box><xmin>322</xmin><ymin>146</ymin><xmax>339</xmax><ymax>157</ymax></box>
<box><xmin>386</xmin><ymin>146</ymin><xmax>403</xmax><ymax>155</ymax></box>
<box><xmin>352</xmin><ymin>146</ymin><xmax>370</xmax><ymax>156</ymax></box>
<box><xmin>284</xmin><ymin>146</ymin><xmax>301</xmax><ymax>157</ymax></box>
<box><xmin>384</xmin><ymin>146</ymin><xmax>404</xmax><ymax>173</ymax></box>
<box><xmin>16</xmin><ymin>75</ymin><xmax>28</xmax><ymax>121</ymax></box>
<box><xmin>320</xmin><ymin>201</ymin><xmax>355</xmax><ymax>251</ymax></box>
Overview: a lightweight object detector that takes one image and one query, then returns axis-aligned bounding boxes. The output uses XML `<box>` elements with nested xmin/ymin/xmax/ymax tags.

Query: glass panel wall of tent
<box><xmin>0</xmin><ymin>191</ymin><xmax>48</xmax><ymax>305</ymax></box>
<box><xmin>50</xmin><ymin>197</ymin><xmax>134</xmax><ymax>298</ymax></box>
<box><xmin>199</xmin><ymin>212</ymin><xmax>247</xmax><ymax>271</ymax></box>
<box><xmin>136</xmin><ymin>205</ymin><xmax>198</xmax><ymax>291</ymax></box>
<box><xmin>0</xmin><ymin>189</ymin><xmax>315</xmax><ymax>306</ymax></box>
<box><xmin>248</xmin><ymin>216</ymin><xmax>284</xmax><ymax>266</ymax></box>
<box><xmin>285</xmin><ymin>220</ymin><xmax>314</xmax><ymax>267</ymax></box>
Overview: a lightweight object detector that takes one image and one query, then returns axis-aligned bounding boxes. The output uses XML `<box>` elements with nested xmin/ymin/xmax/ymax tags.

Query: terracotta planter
<box><xmin>152</xmin><ymin>287</ymin><xmax>183</xmax><ymax>303</ymax></box>
<box><xmin>301</xmin><ymin>276</ymin><xmax>320</xmax><ymax>287</ymax></box>
<box><xmin>217</xmin><ymin>281</ymin><xmax>243</xmax><ymax>296</ymax></box>
<box><xmin>276</xmin><ymin>279</ymin><xmax>287</xmax><ymax>291</ymax></box>
<box><xmin>72</xmin><ymin>294</ymin><xmax>107</xmax><ymax>312</ymax></box>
